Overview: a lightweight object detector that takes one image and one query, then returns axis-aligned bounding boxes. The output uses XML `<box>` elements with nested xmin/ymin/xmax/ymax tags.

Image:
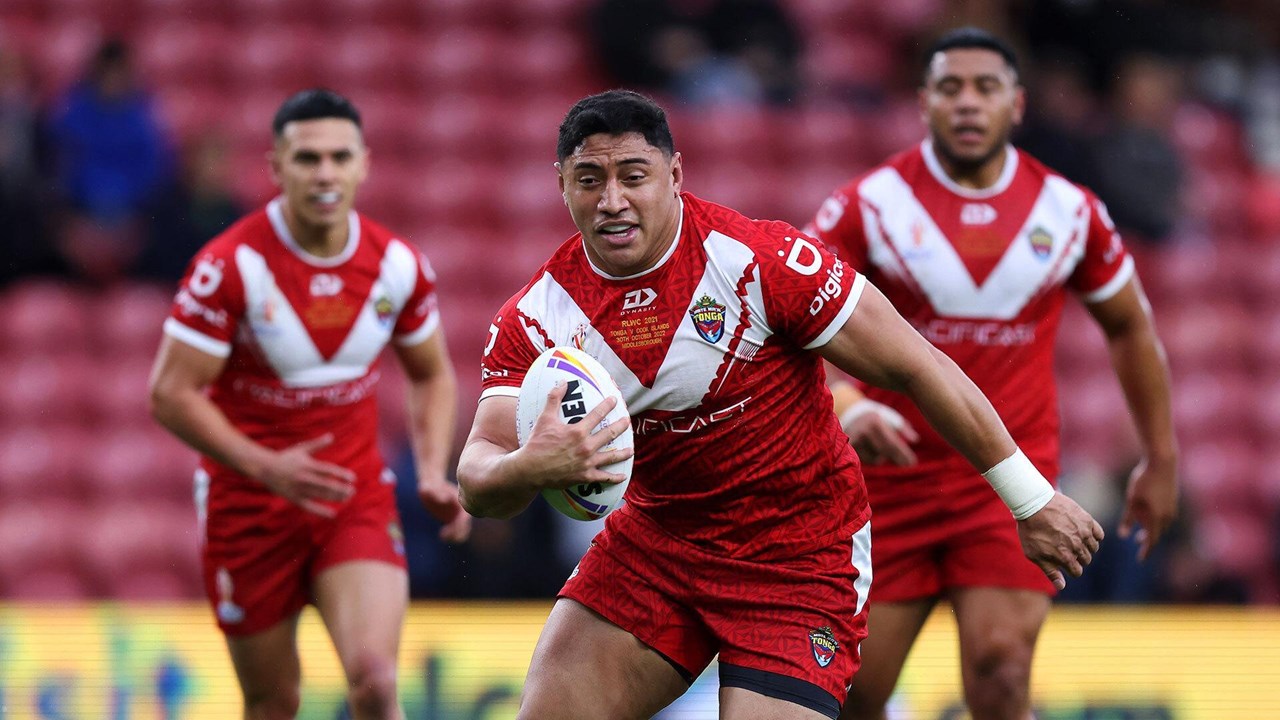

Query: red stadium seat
<box><xmin>778</xmin><ymin>108</ymin><xmax>871</xmax><ymax>169</ymax></box>
<box><xmin>1171</xmin><ymin>103</ymin><xmax>1249</xmax><ymax>172</ymax></box>
<box><xmin>224</xmin><ymin>26</ymin><xmax>325</xmax><ymax>91</ymax></box>
<box><xmin>82</xmin><ymin>353</ymin><xmax>155</xmax><ymax>427</ymax></box>
<box><xmin>0</xmin><ymin>425</ymin><xmax>88</xmax><ymax>500</ymax></box>
<box><xmin>0</xmin><ymin>281</ymin><xmax>92</xmax><ymax>355</ymax></box>
<box><xmin>27</xmin><ymin>19</ymin><xmax>100</xmax><ymax>97</ymax></box>
<box><xmin>1160</xmin><ymin>299</ymin><xmax>1251</xmax><ymax>375</ymax></box>
<box><xmin>1245</xmin><ymin>171</ymin><xmax>1280</xmax><ymax>237</ymax></box>
<box><xmin>91</xmin><ymin>283</ymin><xmax>173</xmax><ymax>358</ymax></box>
<box><xmin>803</xmin><ymin>31</ymin><xmax>896</xmax><ymax>106</ymax></box>
<box><xmin>109</xmin><ymin>567</ymin><xmax>202</xmax><ymax>601</ymax></box>
<box><xmin>133</xmin><ymin>20</ymin><xmax>231</xmax><ymax>89</ymax></box>
<box><xmin>81</xmin><ymin>501</ymin><xmax>199</xmax><ymax>596</ymax></box>
<box><xmin>317</xmin><ymin>0</ymin><xmax>418</xmax><ymax>28</ymax></box>
<box><xmin>152</xmin><ymin>84</ymin><xmax>233</xmax><ymax>145</ymax></box>
<box><xmin>82</xmin><ymin>426</ymin><xmax>199</xmax><ymax>504</ymax></box>
<box><xmin>319</xmin><ymin>26</ymin><xmax>414</xmax><ymax>93</ymax></box>
<box><xmin>0</xmin><ymin>355</ymin><xmax>93</xmax><ymax>426</ymax></box>
<box><xmin>673</xmin><ymin>107</ymin><xmax>778</xmax><ymax>168</ymax></box>
<box><xmin>405</xmin><ymin>29</ymin><xmax>506</xmax><ymax>95</ymax></box>
<box><xmin>500</xmin><ymin>29</ymin><xmax>590</xmax><ymax>96</ymax></box>
<box><xmin>4</xmin><ymin>570</ymin><xmax>95</xmax><ymax>601</ymax></box>
<box><xmin>0</xmin><ymin>501</ymin><xmax>87</xmax><ymax>597</ymax></box>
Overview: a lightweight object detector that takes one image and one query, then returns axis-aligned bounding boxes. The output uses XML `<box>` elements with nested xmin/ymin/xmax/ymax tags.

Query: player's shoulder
<box><xmin>684</xmin><ymin>193</ymin><xmax>820</xmax><ymax>266</ymax></box>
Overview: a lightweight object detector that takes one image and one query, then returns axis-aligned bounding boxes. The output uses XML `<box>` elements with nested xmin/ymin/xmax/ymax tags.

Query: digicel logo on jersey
<box><xmin>782</xmin><ymin>236</ymin><xmax>847</xmax><ymax>317</ymax></box>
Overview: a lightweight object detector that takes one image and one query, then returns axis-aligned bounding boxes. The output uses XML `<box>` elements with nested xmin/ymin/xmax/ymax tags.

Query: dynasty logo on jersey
<box><xmin>688</xmin><ymin>294</ymin><xmax>726</xmax><ymax>343</ymax></box>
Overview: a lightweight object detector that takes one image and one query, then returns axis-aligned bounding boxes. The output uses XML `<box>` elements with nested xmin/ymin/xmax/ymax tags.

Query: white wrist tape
<box><xmin>982</xmin><ymin>449</ymin><xmax>1056</xmax><ymax>520</ymax></box>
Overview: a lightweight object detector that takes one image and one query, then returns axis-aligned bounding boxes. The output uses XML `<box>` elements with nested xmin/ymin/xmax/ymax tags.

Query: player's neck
<box><xmin>282</xmin><ymin>206</ymin><xmax>349</xmax><ymax>258</ymax></box>
<box><xmin>936</xmin><ymin>144</ymin><xmax>1010</xmax><ymax>191</ymax></box>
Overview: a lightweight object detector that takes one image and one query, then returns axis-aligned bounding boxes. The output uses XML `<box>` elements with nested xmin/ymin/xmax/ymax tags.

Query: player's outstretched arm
<box><xmin>456</xmin><ymin>386</ymin><xmax>632</xmax><ymax>520</ymax></box>
<box><xmin>818</xmin><ymin>282</ymin><xmax>1103</xmax><ymax>588</ymax></box>
<box><xmin>148</xmin><ymin>335</ymin><xmax>356</xmax><ymax>517</ymax></box>
<box><xmin>1086</xmin><ymin>277</ymin><xmax>1179</xmax><ymax>560</ymax></box>
<box><xmin>395</xmin><ymin>329</ymin><xmax>470</xmax><ymax>543</ymax></box>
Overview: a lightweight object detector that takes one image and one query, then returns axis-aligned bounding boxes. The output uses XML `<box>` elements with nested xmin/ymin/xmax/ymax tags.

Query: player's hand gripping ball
<box><xmin>516</xmin><ymin>346</ymin><xmax>633</xmax><ymax>520</ymax></box>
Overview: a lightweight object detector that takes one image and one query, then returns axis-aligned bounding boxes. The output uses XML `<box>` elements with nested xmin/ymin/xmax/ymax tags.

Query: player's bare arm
<box><xmin>827</xmin><ymin>372</ymin><xmax>919</xmax><ymax>467</ymax></box>
<box><xmin>1086</xmin><ymin>276</ymin><xmax>1179</xmax><ymax>560</ymax></box>
<box><xmin>457</xmin><ymin>388</ymin><xmax>632</xmax><ymax>519</ymax></box>
<box><xmin>148</xmin><ymin>335</ymin><xmax>356</xmax><ymax>517</ymax></box>
<box><xmin>818</xmin><ymin>282</ymin><xmax>1104</xmax><ymax>587</ymax></box>
<box><xmin>394</xmin><ymin>329</ymin><xmax>471</xmax><ymax>543</ymax></box>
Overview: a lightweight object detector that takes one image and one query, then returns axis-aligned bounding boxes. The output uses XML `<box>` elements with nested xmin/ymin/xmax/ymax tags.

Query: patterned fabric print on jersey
<box><xmin>481</xmin><ymin>194</ymin><xmax>869</xmax><ymax>560</ymax></box>
<box><xmin>808</xmin><ymin>142</ymin><xmax>1133</xmax><ymax>477</ymax></box>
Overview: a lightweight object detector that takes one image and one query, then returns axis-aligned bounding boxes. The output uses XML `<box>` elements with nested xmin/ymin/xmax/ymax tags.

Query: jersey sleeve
<box><xmin>1069</xmin><ymin>191</ymin><xmax>1135</xmax><ymax>303</ymax></box>
<box><xmin>393</xmin><ymin>250</ymin><xmax>442</xmax><ymax>346</ymax></box>
<box><xmin>754</xmin><ymin>222</ymin><xmax>867</xmax><ymax>351</ymax></box>
<box><xmin>803</xmin><ymin>183</ymin><xmax>871</xmax><ymax>271</ymax></box>
<box><xmin>164</xmin><ymin>243</ymin><xmax>243</xmax><ymax>358</ymax></box>
<box><xmin>479</xmin><ymin>292</ymin><xmax>547</xmax><ymax>401</ymax></box>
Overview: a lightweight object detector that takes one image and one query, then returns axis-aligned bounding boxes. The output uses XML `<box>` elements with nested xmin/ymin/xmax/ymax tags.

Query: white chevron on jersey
<box><xmin>859</xmin><ymin>169</ymin><xmax>1092</xmax><ymax>320</ymax></box>
<box><xmin>506</xmin><ymin>230</ymin><xmax>770</xmax><ymax>414</ymax></box>
<box><xmin>234</xmin><ymin>238</ymin><xmax>427</xmax><ymax>388</ymax></box>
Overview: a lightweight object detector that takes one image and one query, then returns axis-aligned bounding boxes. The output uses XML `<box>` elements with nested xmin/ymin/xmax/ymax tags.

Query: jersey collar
<box><xmin>584</xmin><ymin>196</ymin><xmax>685</xmax><ymax>281</ymax></box>
<box><xmin>921</xmin><ymin>140</ymin><xmax>1018</xmax><ymax>199</ymax></box>
<box><xmin>267</xmin><ymin>197</ymin><xmax>361</xmax><ymax>267</ymax></box>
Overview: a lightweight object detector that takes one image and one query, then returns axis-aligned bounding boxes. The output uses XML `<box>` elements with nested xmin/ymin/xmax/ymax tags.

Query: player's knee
<box><xmin>963</xmin><ymin>638</ymin><xmax>1033</xmax><ymax>717</ymax></box>
<box><xmin>242</xmin><ymin>685</ymin><xmax>301</xmax><ymax>720</ymax></box>
<box><xmin>346</xmin><ymin>653</ymin><xmax>398</xmax><ymax>716</ymax></box>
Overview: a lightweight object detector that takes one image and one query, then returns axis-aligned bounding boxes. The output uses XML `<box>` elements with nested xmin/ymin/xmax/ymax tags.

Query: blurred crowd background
<box><xmin>0</xmin><ymin>0</ymin><xmax>1277</xmax><ymax>607</ymax></box>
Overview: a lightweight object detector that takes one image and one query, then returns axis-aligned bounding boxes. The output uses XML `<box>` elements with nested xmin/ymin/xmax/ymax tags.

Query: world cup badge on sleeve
<box><xmin>1029</xmin><ymin>226</ymin><xmax>1053</xmax><ymax>259</ymax></box>
<box><xmin>808</xmin><ymin>626</ymin><xmax>839</xmax><ymax>668</ymax></box>
<box><xmin>688</xmin><ymin>294</ymin><xmax>726</xmax><ymax>343</ymax></box>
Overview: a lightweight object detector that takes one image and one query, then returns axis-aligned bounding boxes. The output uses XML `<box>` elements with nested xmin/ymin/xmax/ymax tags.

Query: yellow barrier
<box><xmin>0</xmin><ymin>604</ymin><xmax>1277</xmax><ymax>718</ymax></box>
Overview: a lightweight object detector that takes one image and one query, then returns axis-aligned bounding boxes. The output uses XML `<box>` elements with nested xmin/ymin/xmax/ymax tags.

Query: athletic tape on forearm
<box><xmin>981</xmin><ymin>449</ymin><xmax>1056</xmax><ymax>520</ymax></box>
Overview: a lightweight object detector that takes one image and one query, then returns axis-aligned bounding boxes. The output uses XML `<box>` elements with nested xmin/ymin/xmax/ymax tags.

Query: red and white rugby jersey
<box><xmin>807</xmin><ymin>141</ymin><xmax>1134</xmax><ymax>481</ymax></box>
<box><xmin>482</xmin><ymin>192</ymin><xmax>868</xmax><ymax>560</ymax></box>
<box><xmin>165</xmin><ymin>197</ymin><xmax>440</xmax><ymax>488</ymax></box>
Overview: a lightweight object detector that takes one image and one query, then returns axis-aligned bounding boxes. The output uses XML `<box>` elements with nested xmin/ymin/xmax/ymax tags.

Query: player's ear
<box><xmin>555</xmin><ymin>162</ymin><xmax>567</xmax><ymax>204</ymax></box>
<box><xmin>1012</xmin><ymin>85</ymin><xmax>1027</xmax><ymax>127</ymax></box>
<box><xmin>267</xmin><ymin>146</ymin><xmax>283</xmax><ymax>187</ymax></box>
<box><xmin>669</xmin><ymin>151</ymin><xmax>683</xmax><ymax>195</ymax></box>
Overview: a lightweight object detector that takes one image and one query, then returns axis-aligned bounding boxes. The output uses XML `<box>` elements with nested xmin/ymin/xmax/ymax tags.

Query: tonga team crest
<box><xmin>809</xmin><ymin>626</ymin><xmax>839</xmax><ymax>668</ymax></box>
<box><xmin>688</xmin><ymin>294</ymin><xmax>726</xmax><ymax>343</ymax></box>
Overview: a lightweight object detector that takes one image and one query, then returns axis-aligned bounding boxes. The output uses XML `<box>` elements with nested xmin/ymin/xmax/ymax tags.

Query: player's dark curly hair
<box><xmin>272</xmin><ymin>89</ymin><xmax>362</xmax><ymax>137</ymax></box>
<box><xmin>556</xmin><ymin>90</ymin><xmax>675</xmax><ymax>161</ymax></box>
<box><xmin>922</xmin><ymin>27</ymin><xmax>1019</xmax><ymax>82</ymax></box>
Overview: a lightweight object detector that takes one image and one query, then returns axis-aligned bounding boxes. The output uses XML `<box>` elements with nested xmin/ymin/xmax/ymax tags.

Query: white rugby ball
<box><xmin>516</xmin><ymin>346</ymin><xmax>633</xmax><ymax>521</ymax></box>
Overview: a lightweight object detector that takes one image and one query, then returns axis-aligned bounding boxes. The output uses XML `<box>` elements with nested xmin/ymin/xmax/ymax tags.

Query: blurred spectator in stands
<box><xmin>48</xmin><ymin>38</ymin><xmax>174</xmax><ymax>282</ymax></box>
<box><xmin>140</xmin><ymin>130</ymin><xmax>244</xmax><ymax>282</ymax></box>
<box><xmin>1015</xmin><ymin>50</ymin><xmax>1100</xmax><ymax>189</ymax></box>
<box><xmin>592</xmin><ymin>0</ymin><xmax>801</xmax><ymax>107</ymax></box>
<box><xmin>0</xmin><ymin>44</ymin><xmax>57</xmax><ymax>285</ymax></box>
<box><xmin>654</xmin><ymin>24</ymin><xmax>764</xmax><ymax>107</ymax></box>
<box><xmin>1091</xmin><ymin>54</ymin><xmax>1184</xmax><ymax>244</ymax></box>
